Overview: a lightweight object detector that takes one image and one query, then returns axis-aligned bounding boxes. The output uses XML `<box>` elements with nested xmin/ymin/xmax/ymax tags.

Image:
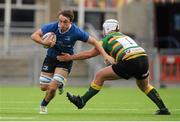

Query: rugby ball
<box><xmin>42</xmin><ymin>32</ymin><xmax>56</xmax><ymax>48</ymax></box>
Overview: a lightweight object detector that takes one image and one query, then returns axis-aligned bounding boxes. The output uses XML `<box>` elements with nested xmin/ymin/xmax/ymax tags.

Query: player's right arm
<box><xmin>31</xmin><ymin>29</ymin><xmax>55</xmax><ymax>47</ymax></box>
<box><xmin>57</xmin><ymin>47</ymin><xmax>99</xmax><ymax>61</ymax></box>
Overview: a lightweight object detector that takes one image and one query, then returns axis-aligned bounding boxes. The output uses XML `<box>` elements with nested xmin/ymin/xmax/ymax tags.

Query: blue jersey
<box><xmin>41</xmin><ymin>21</ymin><xmax>89</xmax><ymax>58</ymax></box>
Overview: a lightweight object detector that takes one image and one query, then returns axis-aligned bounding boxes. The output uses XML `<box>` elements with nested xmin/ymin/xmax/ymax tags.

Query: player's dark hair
<box><xmin>58</xmin><ymin>10</ymin><xmax>74</xmax><ymax>22</ymax></box>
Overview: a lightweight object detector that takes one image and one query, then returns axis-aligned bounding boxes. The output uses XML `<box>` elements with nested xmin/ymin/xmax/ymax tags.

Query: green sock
<box><xmin>147</xmin><ymin>88</ymin><xmax>166</xmax><ymax>109</ymax></box>
<box><xmin>81</xmin><ymin>87</ymin><xmax>100</xmax><ymax>103</ymax></box>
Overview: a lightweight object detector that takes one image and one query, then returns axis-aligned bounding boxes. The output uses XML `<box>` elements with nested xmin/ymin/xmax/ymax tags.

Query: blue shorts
<box><xmin>41</xmin><ymin>56</ymin><xmax>73</xmax><ymax>73</ymax></box>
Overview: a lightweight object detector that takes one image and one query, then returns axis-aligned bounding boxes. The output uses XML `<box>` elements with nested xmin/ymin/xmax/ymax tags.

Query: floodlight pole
<box><xmin>4</xmin><ymin>0</ymin><xmax>11</xmax><ymax>55</ymax></box>
<box><xmin>78</xmin><ymin>0</ymin><xmax>85</xmax><ymax>28</ymax></box>
<box><xmin>77</xmin><ymin>0</ymin><xmax>85</xmax><ymax>52</ymax></box>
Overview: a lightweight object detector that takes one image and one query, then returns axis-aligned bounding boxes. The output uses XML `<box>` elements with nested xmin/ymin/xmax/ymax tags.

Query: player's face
<box><xmin>58</xmin><ymin>15</ymin><xmax>71</xmax><ymax>32</ymax></box>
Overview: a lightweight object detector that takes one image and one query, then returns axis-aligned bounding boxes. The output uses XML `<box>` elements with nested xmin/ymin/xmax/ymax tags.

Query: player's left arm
<box><xmin>57</xmin><ymin>47</ymin><xmax>99</xmax><ymax>62</ymax></box>
<box><xmin>87</xmin><ymin>36</ymin><xmax>115</xmax><ymax>65</ymax></box>
<box><xmin>31</xmin><ymin>29</ymin><xmax>55</xmax><ymax>47</ymax></box>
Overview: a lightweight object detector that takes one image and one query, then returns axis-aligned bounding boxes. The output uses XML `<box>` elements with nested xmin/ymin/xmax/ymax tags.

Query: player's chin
<box><xmin>61</xmin><ymin>28</ymin><xmax>68</xmax><ymax>32</ymax></box>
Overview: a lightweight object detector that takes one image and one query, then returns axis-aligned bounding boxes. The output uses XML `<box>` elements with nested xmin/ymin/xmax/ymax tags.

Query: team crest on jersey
<box><xmin>65</xmin><ymin>36</ymin><xmax>70</xmax><ymax>41</ymax></box>
<box><xmin>43</xmin><ymin>65</ymin><xmax>48</xmax><ymax>71</ymax></box>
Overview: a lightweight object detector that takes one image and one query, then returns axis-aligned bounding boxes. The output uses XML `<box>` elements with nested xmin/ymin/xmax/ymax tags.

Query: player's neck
<box><xmin>59</xmin><ymin>24</ymin><xmax>72</xmax><ymax>34</ymax></box>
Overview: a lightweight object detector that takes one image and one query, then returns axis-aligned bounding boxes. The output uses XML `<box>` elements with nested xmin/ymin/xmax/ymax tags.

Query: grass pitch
<box><xmin>0</xmin><ymin>86</ymin><xmax>179</xmax><ymax>121</ymax></box>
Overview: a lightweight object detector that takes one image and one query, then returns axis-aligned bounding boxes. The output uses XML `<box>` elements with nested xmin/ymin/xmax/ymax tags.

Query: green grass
<box><xmin>0</xmin><ymin>86</ymin><xmax>180</xmax><ymax>121</ymax></box>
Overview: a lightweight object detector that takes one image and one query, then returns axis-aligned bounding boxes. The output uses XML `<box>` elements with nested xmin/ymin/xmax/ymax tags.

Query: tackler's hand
<box><xmin>57</xmin><ymin>53</ymin><xmax>72</xmax><ymax>62</ymax></box>
<box><xmin>104</xmin><ymin>55</ymin><xmax>115</xmax><ymax>65</ymax></box>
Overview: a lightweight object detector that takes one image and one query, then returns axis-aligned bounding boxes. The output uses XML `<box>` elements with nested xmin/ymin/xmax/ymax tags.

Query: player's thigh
<box><xmin>40</xmin><ymin>72</ymin><xmax>54</xmax><ymax>91</ymax></box>
<box><xmin>49</xmin><ymin>67</ymin><xmax>69</xmax><ymax>88</ymax></box>
<box><xmin>40</xmin><ymin>70</ymin><xmax>65</xmax><ymax>92</ymax></box>
<box><xmin>41</xmin><ymin>72</ymin><xmax>54</xmax><ymax>77</ymax></box>
<box><xmin>95</xmin><ymin>66</ymin><xmax>121</xmax><ymax>81</ymax></box>
<box><xmin>54</xmin><ymin>67</ymin><xmax>69</xmax><ymax>78</ymax></box>
<box><xmin>40</xmin><ymin>56</ymin><xmax>56</xmax><ymax>89</ymax></box>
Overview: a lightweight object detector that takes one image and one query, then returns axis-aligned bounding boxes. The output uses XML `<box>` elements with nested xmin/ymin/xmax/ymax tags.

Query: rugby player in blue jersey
<box><xmin>59</xmin><ymin>19</ymin><xmax>170</xmax><ymax>115</ymax></box>
<box><xmin>31</xmin><ymin>10</ymin><xmax>114</xmax><ymax>114</ymax></box>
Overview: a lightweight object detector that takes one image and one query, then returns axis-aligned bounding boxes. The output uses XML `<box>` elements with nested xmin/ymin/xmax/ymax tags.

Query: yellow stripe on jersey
<box><xmin>108</xmin><ymin>36</ymin><xmax>121</xmax><ymax>44</ymax></box>
<box><xmin>122</xmin><ymin>50</ymin><xmax>145</xmax><ymax>60</ymax></box>
<box><xmin>90</xmin><ymin>81</ymin><xmax>102</xmax><ymax>90</ymax></box>
<box><xmin>110</xmin><ymin>43</ymin><xmax>121</xmax><ymax>55</ymax></box>
<box><xmin>125</xmin><ymin>53</ymin><xmax>147</xmax><ymax>60</ymax></box>
<box><xmin>115</xmin><ymin>48</ymin><xmax>125</xmax><ymax>62</ymax></box>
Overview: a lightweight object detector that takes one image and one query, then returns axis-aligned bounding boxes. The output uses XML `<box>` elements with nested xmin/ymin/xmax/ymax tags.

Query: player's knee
<box><xmin>95</xmin><ymin>71</ymin><xmax>104</xmax><ymax>81</ymax></box>
<box><xmin>40</xmin><ymin>85</ymin><xmax>48</xmax><ymax>91</ymax></box>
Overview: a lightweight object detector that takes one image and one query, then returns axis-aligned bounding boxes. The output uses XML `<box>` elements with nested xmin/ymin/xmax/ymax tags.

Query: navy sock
<box><xmin>41</xmin><ymin>99</ymin><xmax>49</xmax><ymax>106</ymax></box>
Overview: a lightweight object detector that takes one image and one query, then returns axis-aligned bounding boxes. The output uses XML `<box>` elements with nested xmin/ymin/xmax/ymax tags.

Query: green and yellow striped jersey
<box><xmin>99</xmin><ymin>32</ymin><xmax>147</xmax><ymax>62</ymax></box>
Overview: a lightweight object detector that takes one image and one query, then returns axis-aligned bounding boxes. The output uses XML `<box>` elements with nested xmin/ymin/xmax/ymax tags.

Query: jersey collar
<box><xmin>58</xmin><ymin>23</ymin><xmax>72</xmax><ymax>34</ymax></box>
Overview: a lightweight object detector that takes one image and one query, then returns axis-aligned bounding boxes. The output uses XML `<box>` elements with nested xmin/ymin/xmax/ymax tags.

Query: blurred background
<box><xmin>0</xmin><ymin>0</ymin><xmax>179</xmax><ymax>88</ymax></box>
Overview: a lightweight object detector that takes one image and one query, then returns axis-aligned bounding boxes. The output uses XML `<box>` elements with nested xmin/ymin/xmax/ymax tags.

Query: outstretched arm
<box><xmin>57</xmin><ymin>36</ymin><xmax>115</xmax><ymax>64</ymax></box>
<box><xmin>57</xmin><ymin>47</ymin><xmax>99</xmax><ymax>61</ymax></box>
<box><xmin>86</xmin><ymin>36</ymin><xmax>115</xmax><ymax>64</ymax></box>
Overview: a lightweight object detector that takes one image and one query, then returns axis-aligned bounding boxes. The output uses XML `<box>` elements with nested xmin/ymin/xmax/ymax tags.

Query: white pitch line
<box><xmin>0</xmin><ymin>101</ymin><xmax>39</xmax><ymax>104</ymax></box>
<box><xmin>0</xmin><ymin>116</ymin><xmax>35</xmax><ymax>120</ymax></box>
<box><xmin>0</xmin><ymin>101</ymin><xmax>144</xmax><ymax>105</ymax></box>
<box><xmin>0</xmin><ymin>107</ymin><xmax>180</xmax><ymax>111</ymax></box>
<box><xmin>0</xmin><ymin>121</ymin><xmax>178</xmax><ymax>122</ymax></box>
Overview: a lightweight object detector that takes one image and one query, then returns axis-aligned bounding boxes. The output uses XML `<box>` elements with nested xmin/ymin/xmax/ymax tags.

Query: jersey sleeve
<box><xmin>77</xmin><ymin>27</ymin><xmax>89</xmax><ymax>42</ymax></box>
<box><xmin>41</xmin><ymin>22</ymin><xmax>57</xmax><ymax>35</ymax></box>
<box><xmin>101</xmin><ymin>37</ymin><xmax>109</xmax><ymax>51</ymax></box>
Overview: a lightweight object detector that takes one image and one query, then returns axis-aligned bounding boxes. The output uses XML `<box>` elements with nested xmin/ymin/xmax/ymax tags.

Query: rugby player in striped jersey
<box><xmin>58</xmin><ymin>19</ymin><xmax>170</xmax><ymax>115</ymax></box>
